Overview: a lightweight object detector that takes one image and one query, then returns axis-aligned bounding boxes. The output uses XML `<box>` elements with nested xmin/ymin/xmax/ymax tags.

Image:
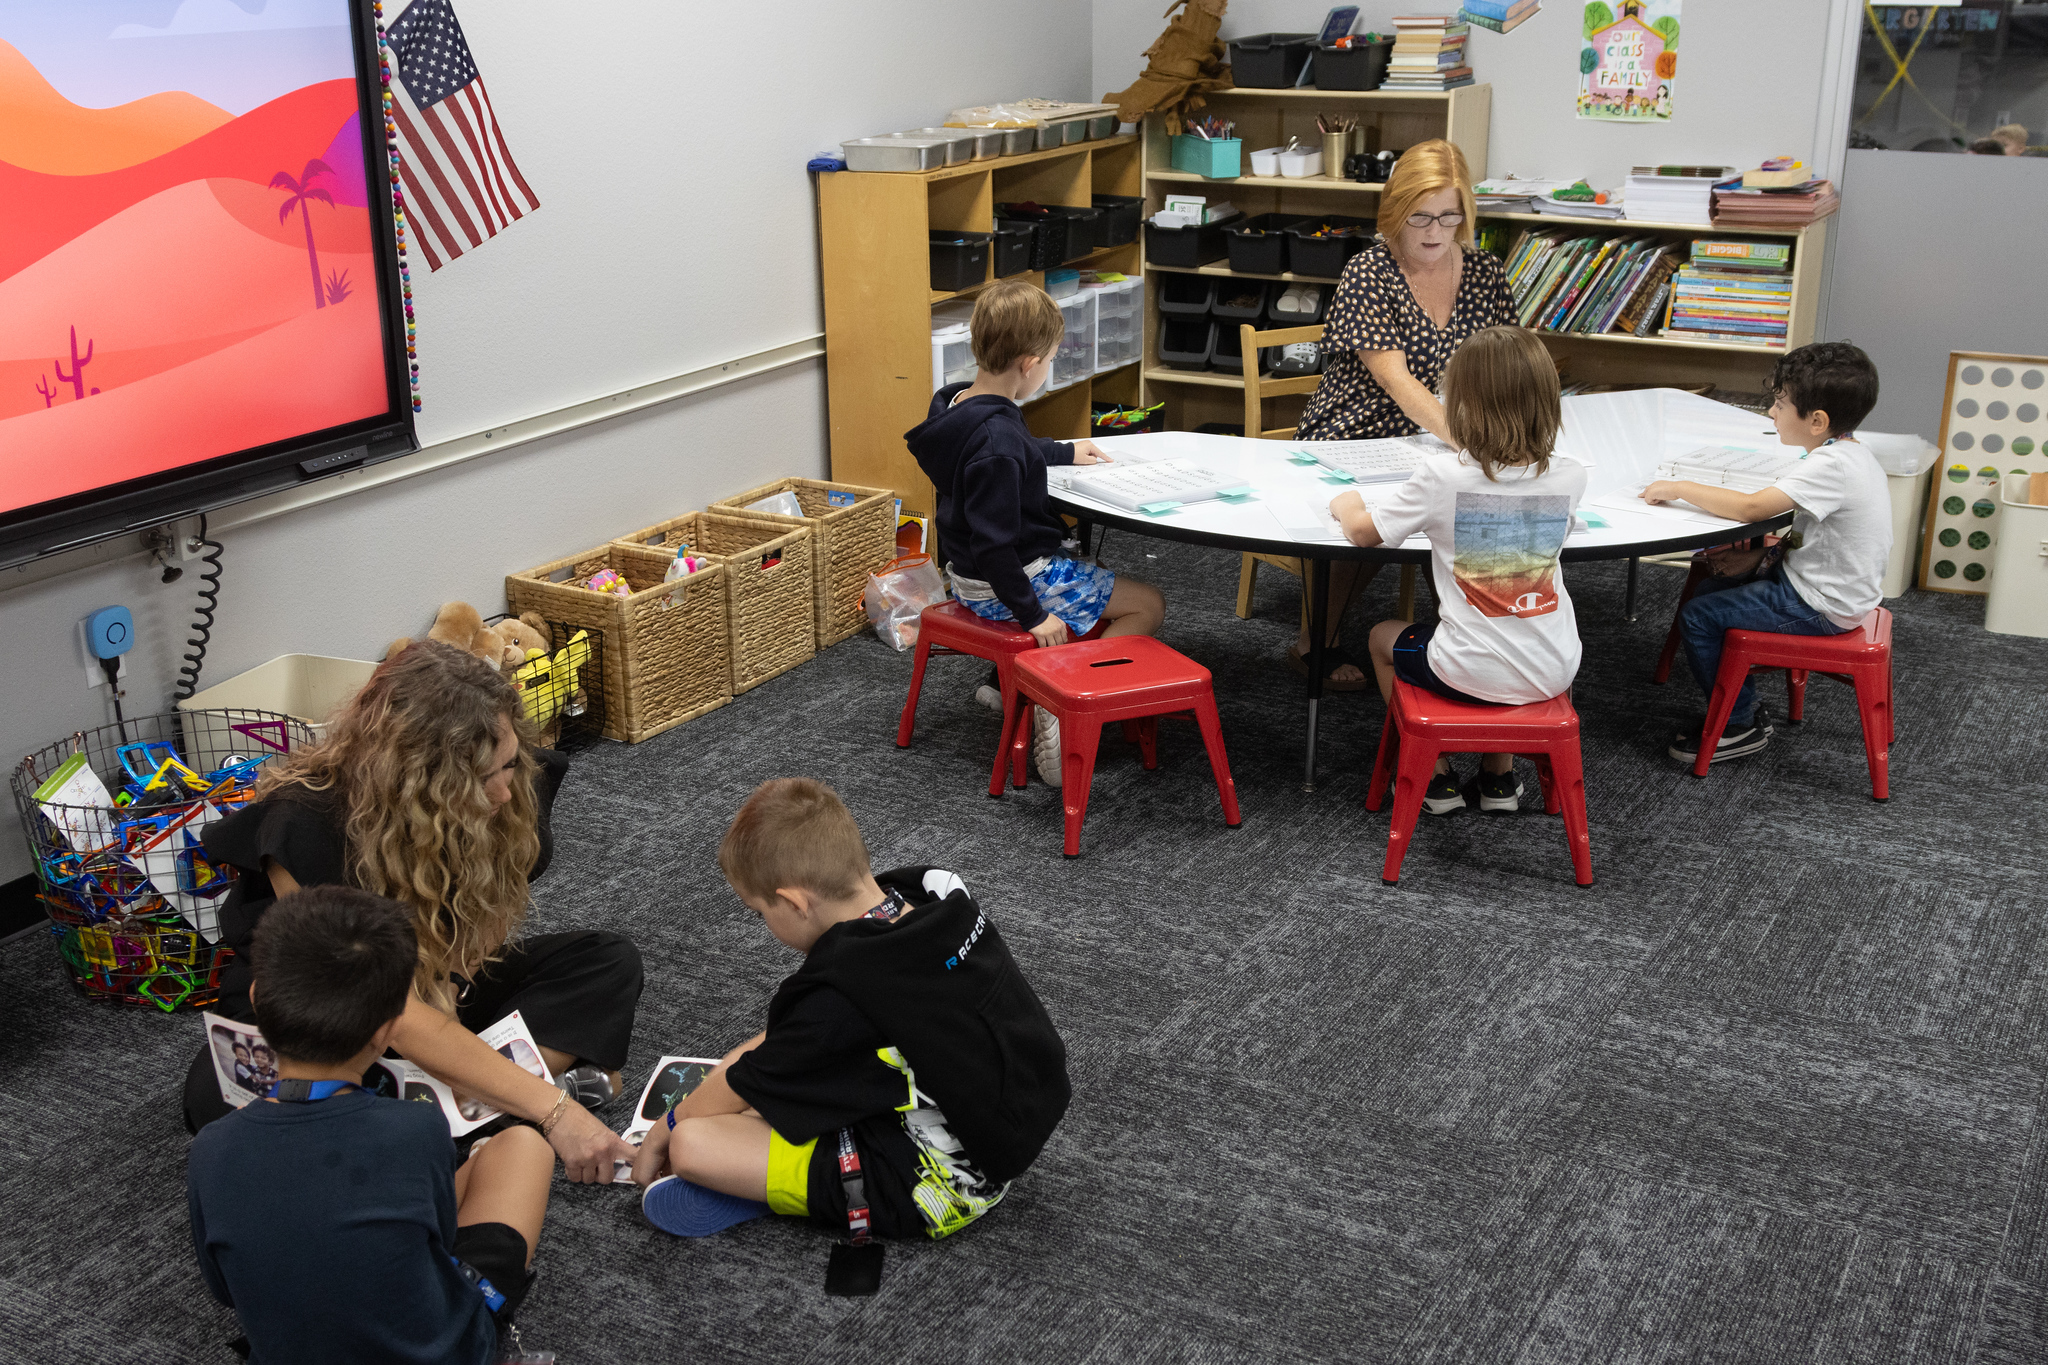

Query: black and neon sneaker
<box><xmin>1421</xmin><ymin>768</ymin><xmax>1468</xmax><ymax>816</ymax></box>
<box><xmin>1475</xmin><ymin>769</ymin><xmax>1524</xmax><ymax>813</ymax></box>
<box><xmin>1669</xmin><ymin>713</ymin><xmax>1773</xmax><ymax>765</ymax></box>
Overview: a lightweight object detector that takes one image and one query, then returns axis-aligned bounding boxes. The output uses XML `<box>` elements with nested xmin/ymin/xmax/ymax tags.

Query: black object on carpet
<box><xmin>3</xmin><ymin>537</ymin><xmax>2045</xmax><ymax>1364</ymax></box>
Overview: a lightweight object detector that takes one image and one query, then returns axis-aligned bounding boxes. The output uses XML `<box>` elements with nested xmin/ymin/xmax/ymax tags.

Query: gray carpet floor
<box><xmin>4</xmin><ymin>535</ymin><xmax>2047</xmax><ymax>1364</ymax></box>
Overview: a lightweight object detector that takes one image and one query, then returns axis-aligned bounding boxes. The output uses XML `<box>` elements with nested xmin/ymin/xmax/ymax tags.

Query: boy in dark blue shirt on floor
<box><xmin>187</xmin><ymin>887</ymin><xmax>555</xmax><ymax>1365</ymax></box>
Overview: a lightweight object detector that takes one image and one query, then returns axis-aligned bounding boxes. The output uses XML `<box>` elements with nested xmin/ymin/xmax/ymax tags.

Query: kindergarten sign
<box><xmin>1578</xmin><ymin>0</ymin><xmax>1680</xmax><ymax>122</ymax></box>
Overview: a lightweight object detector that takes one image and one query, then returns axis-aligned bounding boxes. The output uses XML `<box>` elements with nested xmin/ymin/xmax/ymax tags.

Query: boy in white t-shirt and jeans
<box><xmin>1331</xmin><ymin>325</ymin><xmax>1588</xmax><ymax>816</ymax></box>
<box><xmin>1642</xmin><ymin>340</ymin><xmax>1890</xmax><ymax>765</ymax></box>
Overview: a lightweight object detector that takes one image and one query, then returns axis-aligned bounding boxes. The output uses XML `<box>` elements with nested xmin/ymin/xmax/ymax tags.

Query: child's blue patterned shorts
<box><xmin>954</xmin><ymin>555</ymin><xmax>1116</xmax><ymax>634</ymax></box>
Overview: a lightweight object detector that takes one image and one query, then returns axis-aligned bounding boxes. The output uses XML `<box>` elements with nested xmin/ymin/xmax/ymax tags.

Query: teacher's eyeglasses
<box><xmin>1405</xmin><ymin>211</ymin><xmax>1466</xmax><ymax>229</ymax></box>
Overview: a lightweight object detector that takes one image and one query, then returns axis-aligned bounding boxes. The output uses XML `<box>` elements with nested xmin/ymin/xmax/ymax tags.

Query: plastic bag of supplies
<box><xmin>863</xmin><ymin>554</ymin><xmax>950</xmax><ymax>651</ymax></box>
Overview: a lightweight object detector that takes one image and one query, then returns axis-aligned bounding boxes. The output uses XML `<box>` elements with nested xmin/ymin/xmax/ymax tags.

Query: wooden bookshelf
<box><xmin>1135</xmin><ymin>85</ymin><xmax>1491</xmax><ymax>433</ymax></box>
<box><xmin>821</xmin><ymin>134</ymin><xmax>1144</xmax><ymax>516</ymax></box>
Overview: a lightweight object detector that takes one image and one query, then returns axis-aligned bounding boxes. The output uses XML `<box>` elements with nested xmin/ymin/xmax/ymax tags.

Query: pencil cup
<box><xmin>1170</xmin><ymin>135</ymin><xmax>1242</xmax><ymax>179</ymax></box>
<box><xmin>1322</xmin><ymin>133</ymin><xmax>1349</xmax><ymax>179</ymax></box>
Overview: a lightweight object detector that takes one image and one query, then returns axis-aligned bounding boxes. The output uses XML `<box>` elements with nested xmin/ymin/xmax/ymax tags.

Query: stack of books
<box><xmin>1661</xmin><ymin>239</ymin><xmax>1794</xmax><ymax>347</ymax></box>
<box><xmin>1472</xmin><ymin>176</ymin><xmax>1578</xmax><ymax>212</ymax></box>
<box><xmin>1499</xmin><ymin>230</ymin><xmax>1686</xmax><ymax>337</ymax></box>
<box><xmin>1458</xmin><ymin>0</ymin><xmax>1540</xmax><ymax>33</ymax></box>
<box><xmin>1384</xmin><ymin>16</ymin><xmax>1472</xmax><ymax>90</ymax></box>
<box><xmin>1623</xmin><ymin>165</ymin><xmax>1730</xmax><ymax>226</ymax></box>
<box><xmin>1712</xmin><ymin>177</ymin><xmax>1841</xmax><ymax>227</ymax></box>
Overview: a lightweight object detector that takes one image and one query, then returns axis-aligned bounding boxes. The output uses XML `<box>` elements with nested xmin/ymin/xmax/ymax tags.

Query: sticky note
<box><xmin>1286</xmin><ymin>450</ymin><xmax>1320</xmax><ymax>465</ymax></box>
<box><xmin>1319</xmin><ymin>469</ymin><xmax>1355</xmax><ymax>483</ymax></box>
<box><xmin>1217</xmin><ymin>486</ymin><xmax>1257</xmax><ymax>501</ymax></box>
<box><xmin>1139</xmin><ymin>500</ymin><xmax>1183</xmax><ymax>516</ymax></box>
<box><xmin>1579</xmin><ymin>509</ymin><xmax>1611</xmax><ymax>529</ymax></box>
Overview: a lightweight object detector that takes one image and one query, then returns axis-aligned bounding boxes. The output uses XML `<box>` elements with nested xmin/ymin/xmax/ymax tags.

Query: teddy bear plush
<box><xmin>387</xmin><ymin>602</ymin><xmax>551</xmax><ymax>681</ymax></box>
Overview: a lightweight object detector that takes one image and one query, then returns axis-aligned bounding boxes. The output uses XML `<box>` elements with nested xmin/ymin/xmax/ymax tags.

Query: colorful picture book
<box><xmin>1459</xmin><ymin>0</ymin><xmax>1541</xmax><ymax>33</ymax></box>
<box><xmin>1660</xmin><ymin>240</ymin><xmax>1793</xmax><ymax>347</ymax></box>
<box><xmin>1497</xmin><ymin>230</ymin><xmax>1687</xmax><ymax>337</ymax></box>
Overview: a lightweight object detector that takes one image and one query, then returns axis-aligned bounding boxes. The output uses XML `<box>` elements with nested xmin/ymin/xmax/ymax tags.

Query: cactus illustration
<box><xmin>54</xmin><ymin>326</ymin><xmax>93</xmax><ymax>400</ymax></box>
<box><xmin>34</xmin><ymin>374</ymin><xmax>56</xmax><ymax>407</ymax></box>
<box><xmin>325</xmin><ymin>267</ymin><xmax>354</xmax><ymax>305</ymax></box>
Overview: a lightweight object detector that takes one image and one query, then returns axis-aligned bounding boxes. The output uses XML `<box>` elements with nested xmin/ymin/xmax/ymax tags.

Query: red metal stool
<box><xmin>1365</xmin><ymin>681</ymin><xmax>1592</xmax><ymax>887</ymax></box>
<box><xmin>1697</xmin><ymin>607</ymin><xmax>1894</xmax><ymax>799</ymax></box>
<box><xmin>896</xmin><ymin>603</ymin><xmax>1103</xmax><ymax>796</ymax></box>
<box><xmin>1003</xmin><ymin>636</ymin><xmax>1242</xmax><ymax>857</ymax></box>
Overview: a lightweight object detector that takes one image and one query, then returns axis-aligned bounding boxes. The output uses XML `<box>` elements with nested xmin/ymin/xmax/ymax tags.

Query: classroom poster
<box><xmin>1578</xmin><ymin>0</ymin><xmax>1679</xmax><ymax>122</ymax></box>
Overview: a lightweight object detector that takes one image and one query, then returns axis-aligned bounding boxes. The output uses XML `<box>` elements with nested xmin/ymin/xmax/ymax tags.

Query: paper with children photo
<box><xmin>1578</xmin><ymin>0</ymin><xmax>1679</xmax><ymax>123</ymax></box>
<box><xmin>204</xmin><ymin>1008</ymin><xmax>551</xmax><ymax>1137</ymax></box>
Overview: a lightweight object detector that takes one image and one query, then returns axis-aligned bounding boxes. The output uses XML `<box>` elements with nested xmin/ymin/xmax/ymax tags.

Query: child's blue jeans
<box><xmin>1679</xmin><ymin>564</ymin><xmax>1849</xmax><ymax>728</ymax></box>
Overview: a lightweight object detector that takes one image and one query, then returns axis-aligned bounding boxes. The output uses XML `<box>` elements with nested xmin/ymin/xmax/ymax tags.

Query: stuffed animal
<box><xmin>386</xmin><ymin>603</ymin><xmax>552</xmax><ymax>683</ymax></box>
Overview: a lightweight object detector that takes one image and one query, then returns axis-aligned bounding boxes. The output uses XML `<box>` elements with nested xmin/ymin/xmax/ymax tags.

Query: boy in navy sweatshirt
<box><xmin>905</xmin><ymin>278</ymin><xmax>1165</xmax><ymax>784</ymax></box>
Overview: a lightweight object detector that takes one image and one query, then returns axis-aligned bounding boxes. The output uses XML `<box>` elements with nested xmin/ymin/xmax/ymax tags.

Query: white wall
<box><xmin>0</xmin><ymin>0</ymin><xmax>1092</xmax><ymax>887</ymax></box>
<box><xmin>1093</xmin><ymin>0</ymin><xmax>1840</xmax><ymax>191</ymax></box>
<box><xmin>1826</xmin><ymin>149</ymin><xmax>2048</xmax><ymax>441</ymax></box>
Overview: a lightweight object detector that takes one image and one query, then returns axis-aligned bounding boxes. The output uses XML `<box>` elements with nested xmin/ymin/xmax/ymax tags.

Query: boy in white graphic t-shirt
<box><xmin>1642</xmin><ymin>340</ymin><xmax>1890</xmax><ymax>765</ymax></box>
<box><xmin>1331</xmin><ymin>325</ymin><xmax>1588</xmax><ymax>816</ymax></box>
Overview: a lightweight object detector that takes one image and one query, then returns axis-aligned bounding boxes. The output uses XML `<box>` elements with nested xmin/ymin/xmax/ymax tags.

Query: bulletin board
<box><xmin>1919</xmin><ymin>350</ymin><xmax>2048</xmax><ymax>593</ymax></box>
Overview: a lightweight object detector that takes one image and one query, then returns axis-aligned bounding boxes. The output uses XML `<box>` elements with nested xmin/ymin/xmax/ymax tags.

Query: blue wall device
<box><xmin>85</xmin><ymin>605</ymin><xmax>135</xmax><ymax>659</ymax></box>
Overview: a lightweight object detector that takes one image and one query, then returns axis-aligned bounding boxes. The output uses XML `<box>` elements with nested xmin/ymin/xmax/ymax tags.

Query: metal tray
<box><xmin>903</xmin><ymin>128</ymin><xmax>978</xmax><ymax>166</ymax></box>
<box><xmin>1035</xmin><ymin>123</ymin><xmax>1065</xmax><ymax>152</ymax></box>
<box><xmin>1057</xmin><ymin>118</ymin><xmax>1088</xmax><ymax>145</ymax></box>
<box><xmin>1088</xmin><ymin>113</ymin><xmax>1117</xmax><ymax>140</ymax></box>
<box><xmin>1001</xmin><ymin>127</ymin><xmax>1036</xmax><ymax>156</ymax></box>
<box><xmin>841</xmin><ymin>135</ymin><xmax>952</xmax><ymax>173</ymax></box>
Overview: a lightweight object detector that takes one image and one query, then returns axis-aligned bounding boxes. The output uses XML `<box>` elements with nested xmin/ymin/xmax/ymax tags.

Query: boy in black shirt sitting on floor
<box><xmin>633</xmin><ymin>777</ymin><xmax>1071</xmax><ymax>1248</ymax></box>
<box><xmin>187</xmin><ymin>887</ymin><xmax>555</xmax><ymax>1365</ymax></box>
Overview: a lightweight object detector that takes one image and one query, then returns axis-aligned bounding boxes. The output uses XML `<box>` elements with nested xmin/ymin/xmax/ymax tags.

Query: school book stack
<box><xmin>1384</xmin><ymin>16</ymin><xmax>1472</xmax><ymax>90</ymax></box>
<box><xmin>1711</xmin><ymin>175</ymin><xmax>1841</xmax><ymax>228</ymax></box>
<box><xmin>1622</xmin><ymin>165</ymin><xmax>1729</xmax><ymax>226</ymax></box>
<box><xmin>1457</xmin><ymin>0</ymin><xmax>1540</xmax><ymax>33</ymax></box>
<box><xmin>1660</xmin><ymin>240</ymin><xmax>1794</xmax><ymax>347</ymax></box>
<box><xmin>1499</xmin><ymin>228</ymin><xmax>1686</xmax><ymax>337</ymax></box>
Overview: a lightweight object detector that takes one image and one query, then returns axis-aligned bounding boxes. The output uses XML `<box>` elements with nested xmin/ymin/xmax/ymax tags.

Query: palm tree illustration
<box><xmin>271</xmin><ymin>159</ymin><xmax>337</xmax><ymax>309</ymax></box>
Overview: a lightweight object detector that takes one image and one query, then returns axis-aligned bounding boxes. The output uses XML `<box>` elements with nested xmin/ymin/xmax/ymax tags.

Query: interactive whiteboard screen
<box><xmin>0</xmin><ymin>0</ymin><xmax>412</xmax><ymax>566</ymax></box>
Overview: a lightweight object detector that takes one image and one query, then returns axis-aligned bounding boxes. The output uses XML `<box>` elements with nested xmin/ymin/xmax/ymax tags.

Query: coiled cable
<box><xmin>172</xmin><ymin>515</ymin><xmax>223</xmax><ymax>702</ymax></box>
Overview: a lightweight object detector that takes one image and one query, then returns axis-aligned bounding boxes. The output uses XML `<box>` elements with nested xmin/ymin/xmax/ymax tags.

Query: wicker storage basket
<box><xmin>505</xmin><ymin>544</ymin><xmax>730</xmax><ymax>743</ymax></box>
<box><xmin>611</xmin><ymin>512</ymin><xmax>816</xmax><ymax>694</ymax></box>
<box><xmin>712</xmin><ymin>479</ymin><xmax>896</xmax><ymax>646</ymax></box>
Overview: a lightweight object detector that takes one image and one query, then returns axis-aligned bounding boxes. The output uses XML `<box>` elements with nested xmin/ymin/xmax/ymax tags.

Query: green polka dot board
<box><xmin>1921</xmin><ymin>351</ymin><xmax>2048</xmax><ymax>593</ymax></box>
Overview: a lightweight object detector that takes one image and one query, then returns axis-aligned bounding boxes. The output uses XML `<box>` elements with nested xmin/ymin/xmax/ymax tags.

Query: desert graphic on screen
<box><xmin>0</xmin><ymin>5</ymin><xmax>386</xmax><ymax>518</ymax></box>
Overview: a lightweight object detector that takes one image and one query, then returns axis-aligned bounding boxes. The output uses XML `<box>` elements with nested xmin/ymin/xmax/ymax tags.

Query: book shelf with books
<box><xmin>1135</xmin><ymin>84</ymin><xmax>1491</xmax><ymax>433</ymax></box>
<box><xmin>1479</xmin><ymin>211</ymin><xmax>1827</xmax><ymax>397</ymax></box>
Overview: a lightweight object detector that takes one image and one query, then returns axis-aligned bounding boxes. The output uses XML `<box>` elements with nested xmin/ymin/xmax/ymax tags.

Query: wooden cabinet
<box><xmin>820</xmin><ymin>136</ymin><xmax>1144</xmax><ymax>516</ymax></box>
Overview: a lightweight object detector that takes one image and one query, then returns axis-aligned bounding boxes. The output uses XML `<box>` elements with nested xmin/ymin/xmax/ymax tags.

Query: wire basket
<box><xmin>11</xmin><ymin>709</ymin><xmax>314</xmax><ymax>1010</ymax></box>
<box><xmin>484</xmin><ymin>614</ymin><xmax>609</xmax><ymax>752</ymax></box>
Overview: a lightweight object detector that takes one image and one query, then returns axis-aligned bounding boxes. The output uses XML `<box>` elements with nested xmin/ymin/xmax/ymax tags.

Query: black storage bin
<box><xmin>929</xmin><ymin>230</ymin><xmax>991</xmax><ymax>293</ymax></box>
<box><xmin>1092</xmin><ymin>401</ymin><xmax>1165</xmax><ymax>437</ymax></box>
<box><xmin>1144</xmin><ymin>217</ymin><xmax>1229</xmax><ymax>267</ymax></box>
<box><xmin>1091</xmin><ymin>194</ymin><xmax>1143</xmax><ymax>246</ymax></box>
<box><xmin>1264</xmin><ymin>281</ymin><xmax>1331</xmax><ymax>329</ymax></box>
<box><xmin>991</xmin><ymin>219</ymin><xmax>1034</xmax><ymax>278</ymax></box>
<box><xmin>1157</xmin><ymin>274</ymin><xmax>1216</xmax><ymax>317</ymax></box>
<box><xmin>1229</xmin><ymin>32</ymin><xmax>1317</xmax><ymax>88</ymax></box>
<box><xmin>1043</xmin><ymin>204</ymin><xmax>1104</xmax><ymax>260</ymax></box>
<box><xmin>1314</xmin><ymin>39</ymin><xmax>1392</xmax><ymax>90</ymax></box>
<box><xmin>1224</xmin><ymin>213</ymin><xmax>1309</xmax><ymax>274</ymax></box>
<box><xmin>996</xmin><ymin>204</ymin><xmax>1068</xmax><ymax>270</ymax></box>
<box><xmin>1210</xmin><ymin>279</ymin><xmax>1270</xmax><ymax>324</ymax></box>
<box><xmin>1211</xmin><ymin>319</ymin><xmax>1250</xmax><ymax>375</ymax></box>
<box><xmin>1287</xmin><ymin>216</ymin><xmax>1374</xmax><ymax>278</ymax></box>
<box><xmin>1158</xmin><ymin>319</ymin><xmax>1216</xmax><ymax>371</ymax></box>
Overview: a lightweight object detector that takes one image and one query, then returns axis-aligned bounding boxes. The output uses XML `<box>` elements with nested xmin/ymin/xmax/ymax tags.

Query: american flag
<box><xmin>382</xmin><ymin>0</ymin><xmax>539</xmax><ymax>270</ymax></box>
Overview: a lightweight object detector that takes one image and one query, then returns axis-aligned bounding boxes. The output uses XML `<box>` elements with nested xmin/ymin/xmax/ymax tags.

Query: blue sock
<box><xmin>641</xmin><ymin>1176</ymin><xmax>769</xmax><ymax>1237</ymax></box>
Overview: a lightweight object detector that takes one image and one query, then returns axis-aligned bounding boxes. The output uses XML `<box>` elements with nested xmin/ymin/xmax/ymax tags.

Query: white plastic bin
<box><xmin>1249</xmin><ymin>146</ymin><xmax>1284</xmax><ymax>177</ymax></box>
<box><xmin>1052</xmin><ymin>291</ymin><xmax>1096</xmax><ymax>388</ymax></box>
<box><xmin>930</xmin><ymin>302</ymin><xmax>976</xmax><ymax>391</ymax></box>
<box><xmin>1986</xmin><ymin>477</ymin><xmax>2048</xmax><ymax>637</ymax></box>
<box><xmin>176</xmin><ymin>654</ymin><xmax>380</xmax><ymax>738</ymax></box>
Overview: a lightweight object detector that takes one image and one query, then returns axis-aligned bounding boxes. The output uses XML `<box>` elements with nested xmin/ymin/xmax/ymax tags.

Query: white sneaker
<box><xmin>974</xmin><ymin>684</ymin><xmax>1004</xmax><ymax>713</ymax></box>
<box><xmin>1032</xmin><ymin>707</ymin><xmax>1063</xmax><ymax>787</ymax></box>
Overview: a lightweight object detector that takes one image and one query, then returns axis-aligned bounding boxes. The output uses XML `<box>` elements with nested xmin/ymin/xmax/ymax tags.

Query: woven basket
<box><xmin>612</xmin><ymin>512</ymin><xmax>816</xmax><ymax>694</ymax></box>
<box><xmin>712</xmin><ymin>479</ymin><xmax>896</xmax><ymax>647</ymax></box>
<box><xmin>505</xmin><ymin>544</ymin><xmax>730</xmax><ymax>743</ymax></box>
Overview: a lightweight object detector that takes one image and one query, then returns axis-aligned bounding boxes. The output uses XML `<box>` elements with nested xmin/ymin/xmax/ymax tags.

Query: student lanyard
<box><xmin>862</xmin><ymin>889</ymin><xmax>908</xmax><ymax>923</ymax></box>
<box><xmin>267</xmin><ymin>1079</ymin><xmax>361</xmax><ymax>1101</ymax></box>
<box><xmin>835</xmin><ymin>1127</ymin><xmax>873</xmax><ymax>1245</ymax></box>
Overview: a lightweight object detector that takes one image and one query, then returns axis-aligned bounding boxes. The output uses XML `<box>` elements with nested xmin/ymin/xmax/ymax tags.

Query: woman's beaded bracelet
<box><xmin>539</xmin><ymin>1088</ymin><xmax>571</xmax><ymax>1138</ymax></box>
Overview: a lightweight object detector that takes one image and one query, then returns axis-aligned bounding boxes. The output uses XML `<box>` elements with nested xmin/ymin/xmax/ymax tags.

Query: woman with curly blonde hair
<box><xmin>183</xmin><ymin>640</ymin><xmax>642</xmax><ymax>1183</ymax></box>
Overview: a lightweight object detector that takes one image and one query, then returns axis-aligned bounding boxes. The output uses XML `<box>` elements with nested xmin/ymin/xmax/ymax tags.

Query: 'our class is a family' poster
<box><xmin>1578</xmin><ymin>0</ymin><xmax>1680</xmax><ymax>122</ymax></box>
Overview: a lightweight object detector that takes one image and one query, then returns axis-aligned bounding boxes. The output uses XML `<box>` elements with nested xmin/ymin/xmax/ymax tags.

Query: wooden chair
<box><xmin>1233</xmin><ymin>322</ymin><xmax>1416</xmax><ymax>628</ymax></box>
